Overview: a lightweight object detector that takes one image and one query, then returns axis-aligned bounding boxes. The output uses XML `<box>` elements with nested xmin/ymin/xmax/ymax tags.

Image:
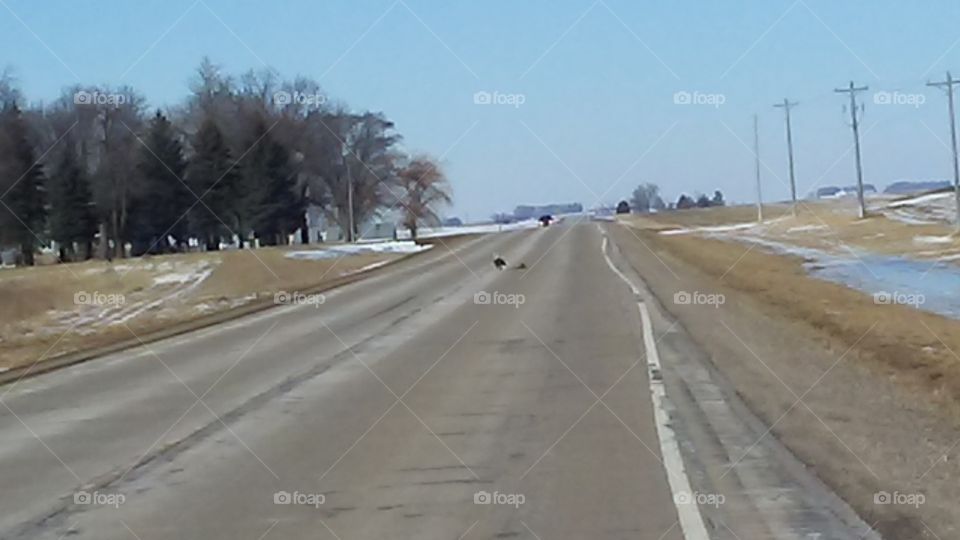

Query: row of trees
<box><xmin>0</xmin><ymin>59</ymin><xmax>450</xmax><ymax>265</ymax></box>
<box><xmin>676</xmin><ymin>190</ymin><xmax>725</xmax><ymax>209</ymax></box>
<box><xmin>617</xmin><ymin>183</ymin><xmax>725</xmax><ymax>214</ymax></box>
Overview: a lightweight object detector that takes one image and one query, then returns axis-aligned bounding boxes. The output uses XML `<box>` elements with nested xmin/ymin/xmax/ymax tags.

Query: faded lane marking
<box><xmin>599</xmin><ymin>225</ymin><xmax>710</xmax><ymax>540</ymax></box>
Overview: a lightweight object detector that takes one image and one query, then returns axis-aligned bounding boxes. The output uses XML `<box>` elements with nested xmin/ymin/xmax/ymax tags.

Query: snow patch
<box><xmin>887</xmin><ymin>191</ymin><xmax>953</xmax><ymax>208</ymax></box>
<box><xmin>397</xmin><ymin>219</ymin><xmax>544</xmax><ymax>239</ymax></box>
<box><xmin>339</xmin><ymin>260</ymin><xmax>391</xmax><ymax>276</ymax></box>
<box><xmin>914</xmin><ymin>235</ymin><xmax>955</xmax><ymax>245</ymax></box>
<box><xmin>660</xmin><ymin>222</ymin><xmax>762</xmax><ymax>236</ymax></box>
<box><xmin>786</xmin><ymin>225</ymin><xmax>829</xmax><ymax>233</ymax></box>
<box><xmin>154</xmin><ymin>271</ymin><xmax>205</xmax><ymax>285</ymax></box>
<box><xmin>285</xmin><ymin>241</ymin><xmax>432</xmax><ymax>261</ymax></box>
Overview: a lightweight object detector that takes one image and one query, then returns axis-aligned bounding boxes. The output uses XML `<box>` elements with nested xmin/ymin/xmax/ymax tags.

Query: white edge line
<box><xmin>598</xmin><ymin>225</ymin><xmax>710</xmax><ymax>540</ymax></box>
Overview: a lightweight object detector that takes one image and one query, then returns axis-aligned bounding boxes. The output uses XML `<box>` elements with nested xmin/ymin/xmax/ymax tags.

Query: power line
<box><xmin>834</xmin><ymin>81</ymin><xmax>869</xmax><ymax>219</ymax></box>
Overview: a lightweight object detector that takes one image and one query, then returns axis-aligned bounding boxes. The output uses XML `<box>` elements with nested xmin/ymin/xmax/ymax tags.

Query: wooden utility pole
<box><xmin>928</xmin><ymin>71</ymin><xmax>960</xmax><ymax>234</ymax></box>
<box><xmin>774</xmin><ymin>98</ymin><xmax>799</xmax><ymax>215</ymax></box>
<box><xmin>834</xmin><ymin>81</ymin><xmax>869</xmax><ymax>219</ymax></box>
<box><xmin>753</xmin><ymin>114</ymin><xmax>763</xmax><ymax>222</ymax></box>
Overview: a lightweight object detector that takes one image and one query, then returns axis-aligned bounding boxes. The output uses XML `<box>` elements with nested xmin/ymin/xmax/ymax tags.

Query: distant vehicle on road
<box><xmin>539</xmin><ymin>214</ymin><xmax>553</xmax><ymax>226</ymax></box>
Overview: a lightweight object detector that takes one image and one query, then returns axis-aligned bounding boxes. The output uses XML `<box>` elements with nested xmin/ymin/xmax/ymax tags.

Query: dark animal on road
<box><xmin>493</xmin><ymin>255</ymin><xmax>507</xmax><ymax>270</ymax></box>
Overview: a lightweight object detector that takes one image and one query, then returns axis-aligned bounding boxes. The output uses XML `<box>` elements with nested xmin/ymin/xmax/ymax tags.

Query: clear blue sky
<box><xmin>3</xmin><ymin>0</ymin><xmax>960</xmax><ymax>219</ymax></box>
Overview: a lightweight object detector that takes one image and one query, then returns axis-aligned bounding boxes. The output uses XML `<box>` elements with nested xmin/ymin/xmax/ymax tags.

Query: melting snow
<box><xmin>887</xmin><ymin>192</ymin><xmax>953</xmax><ymax>208</ymax></box>
<box><xmin>659</xmin><ymin>222</ymin><xmax>761</xmax><ymax>236</ymax></box>
<box><xmin>285</xmin><ymin>241</ymin><xmax>432</xmax><ymax>261</ymax></box>
<box><xmin>914</xmin><ymin>235</ymin><xmax>955</xmax><ymax>245</ymax></box>
<box><xmin>397</xmin><ymin>219</ymin><xmax>545</xmax><ymax>239</ymax></box>
<box><xmin>339</xmin><ymin>260</ymin><xmax>391</xmax><ymax>276</ymax></box>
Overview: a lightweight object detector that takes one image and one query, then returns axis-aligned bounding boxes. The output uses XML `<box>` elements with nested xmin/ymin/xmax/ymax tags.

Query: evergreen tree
<box><xmin>131</xmin><ymin>110</ymin><xmax>190</xmax><ymax>254</ymax></box>
<box><xmin>0</xmin><ymin>104</ymin><xmax>46</xmax><ymax>265</ymax></box>
<box><xmin>48</xmin><ymin>142</ymin><xmax>96</xmax><ymax>261</ymax></box>
<box><xmin>711</xmin><ymin>190</ymin><xmax>725</xmax><ymax>207</ymax></box>
<box><xmin>186</xmin><ymin>117</ymin><xmax>237</xmax><ymax>250</ymax></box>
<box><xmin>240</xmin><ymin>117</ymin><xmax>302</xmax><ymax>246</ymax></box>
<box><xmin>676</xmin><ymin>194</ymin><xmax>696</xmax><ymax>209</ymax></box>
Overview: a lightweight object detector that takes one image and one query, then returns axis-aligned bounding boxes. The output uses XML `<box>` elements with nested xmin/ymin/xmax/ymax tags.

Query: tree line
<box><xmin>0</xmin><ymin>59</ymin><xmax>450</xmax><ymax>266</ymax></box>
<box><xmin>617</xmin><ymin>183</ymin><xmax>724</xmax><ymax>213</ymax></box>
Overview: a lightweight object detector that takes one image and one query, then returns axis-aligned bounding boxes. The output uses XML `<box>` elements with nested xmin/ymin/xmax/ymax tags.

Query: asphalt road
<box><xmin>0</xmin><ymin>221</ymin><xmax>878</xmax><ymax>539</ymax></box>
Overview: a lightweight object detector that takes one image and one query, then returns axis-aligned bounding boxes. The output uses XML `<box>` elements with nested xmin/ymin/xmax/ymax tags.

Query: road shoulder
<box><xmin>607</xmin><ymin>222</ymin><xmax>948</xmax><ymax>539</ymax></box>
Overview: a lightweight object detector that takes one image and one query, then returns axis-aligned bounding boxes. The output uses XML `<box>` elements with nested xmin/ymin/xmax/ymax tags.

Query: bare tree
<box><xmin>343</xmin><ymin>112</ymin><xmax>402</xmax><ymax>239</ymax></box>
<box><xmin>38</xmin><ymin>85</ymin><xmax>146</xmax><ymax>258</ymax></box>
<box><xmin>396</xmin><ymin>156</ymin><xmax>452</xmax><ymax>240</ymax></box>
<box><xmin>304</xmin><ymin>109</ymin><xmax>401</xmax><ymax>241</ymax></box>
<box><xmin>630</xmin><ymin>182</ymin><xmax>660</xmax><ymax>214</ymax></box>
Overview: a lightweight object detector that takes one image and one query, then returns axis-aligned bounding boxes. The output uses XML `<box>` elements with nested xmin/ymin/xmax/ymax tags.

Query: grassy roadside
<box><xmin>628</xmin><ymin>199</ymin><xmax>960</xmax><ymax>259</ymax></box>
<box><xmin>610</xmin><ymin>219</ymin><xmax>960</xmax><ymax>538</ymax></box>
<box><xmin>620</xmin><ymin>216</ymin><xmax>960</xmax><ymax>409</ymax></box>
<box><xmin>0</xmin><ymin>240</ymin><xmax>452</xmax><ymax>377</ymax></box>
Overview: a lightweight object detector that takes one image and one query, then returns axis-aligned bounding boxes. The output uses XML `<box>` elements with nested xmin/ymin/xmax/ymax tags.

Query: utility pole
<box><xmin>774</xmin><ymin>98</ymin><xmax>799</xmax><ymax>215</ymax></box>
<box><xmin>346</xmin><ymin>161</ymin><xmax>355</xmax><ymax>243</ymax></box>
<box><xmin>753</xmin><ymin>114</ymin><xmax>763</xmax><ymax>222</ymax></box>
<box><xmin>928</xmin><ymin>71</ymin><xmax>960</xmax><ymax>234</ymax></box>
<box><xmin>834</xmin><ymin>81</ymin><xmax>869</xmax><ymax>219</ymax></box>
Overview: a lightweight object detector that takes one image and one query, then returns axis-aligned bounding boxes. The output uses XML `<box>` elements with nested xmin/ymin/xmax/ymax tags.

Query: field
<box><xmin>618</xmin><ymin>197</ymin><xmax>960</xmax><ymax>407</ymax></box>
<box><xmin>626</xmin><ymin>196</ymin><xmax>960</xmax><ymax>259</ymax></box>
<box><xmin>0</xmin><ymin>243</ymin><xmax>423</xmax><ymax>373</ymax></box>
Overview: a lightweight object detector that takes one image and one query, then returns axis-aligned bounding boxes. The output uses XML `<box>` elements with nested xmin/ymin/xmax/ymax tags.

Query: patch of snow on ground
<box><xmin>660</xmin><ymin>222</ymin><xmax>760</xmax><ymax>236</ymax></box>
<box><xmin>786</xmin><ymin>225</ymin><xmax>829</xmax><ymax>233</ymax></box>
<box><xmin>659</xmin><ymin>216</ymin><xmax>792</xmax><ymax>237</ymax></box>
<box><xmin>886</xmin><ymin>211</ymin><xmax>940</xmax><ymax>226</ymax></box>
<box><xmin>914</xmin><ymin>235</ymin><xmax>955</xmax><ymax>245</ymax></box>
<box><xmin>285</xmin><ymin>241</ymin><xmax>432</xmax><ymax>261</ymax></box>
<box><xmin>881</xmin><ymin>191</ymin><xmax>957</xmax><ymax>225</ymax></box>
<box><xmin>339</xmin><ymin>260</ymin><xmax>391</xmax><ymax>276</ymax></box>
<box><xmin>887</xmin><ymin>192</ymin><xmax>953</xmax><ymax>208</ymax></box>
<box><xmin>153</xmin><ymin>268</ymin><xmax>208</xmax><ymax>285</ymax></box>
<box><xmin>397</xmin><ymin>219</ymin><xmax>544</xmax><ymax>239</ymax></box>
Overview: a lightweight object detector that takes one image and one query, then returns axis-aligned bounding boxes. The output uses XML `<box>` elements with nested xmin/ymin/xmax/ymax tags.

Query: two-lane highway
<box><xmin>0</xmin><ymin>222</ymin><xmax>876</xmax><ymax>539</ymax></box>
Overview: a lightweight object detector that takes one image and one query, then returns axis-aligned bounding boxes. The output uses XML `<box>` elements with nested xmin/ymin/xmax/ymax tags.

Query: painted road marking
<box><xmin>599</xmin><ymin>227</ymin><xmax>710</xmax><ymax>540</ymax></box>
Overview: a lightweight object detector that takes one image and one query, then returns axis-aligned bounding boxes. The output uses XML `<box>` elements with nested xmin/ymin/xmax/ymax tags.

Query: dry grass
<box><xmin>0</xmin><ymin>263</ymin><xmax>153</xmax><ymax>322</ymax></box>
<box><xmin>634</xmin><ymin>203</ymin><xmax>792</xmax><ymax>228</ymax></box>
<box><xmin>0</xmin><ymin>246</ymin><xmax>406</xmax><ymax>372</ymax></box>
<box><xmin>622</xmin><ymin>199</ymin><xmax>960</xmax><ymax>260</ymax></box>
<box><xmin>624</xmin><ymin>218</ymin><xmax>960</xmax><ymax>408</ymax></box>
